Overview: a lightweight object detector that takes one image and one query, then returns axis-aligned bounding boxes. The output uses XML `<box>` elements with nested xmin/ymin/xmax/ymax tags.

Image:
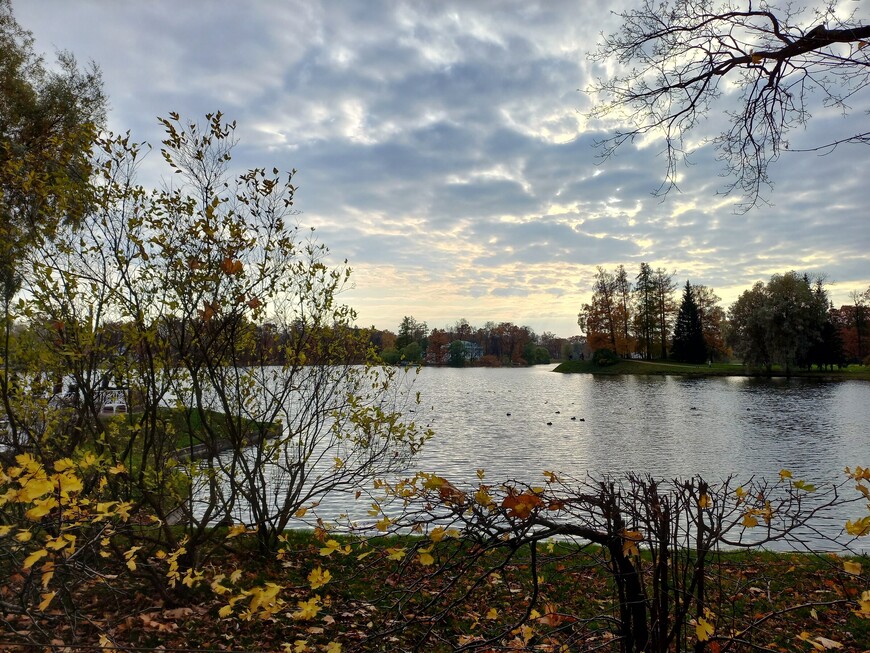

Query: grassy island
<box><xmin>554</xmin><ymin>358</ymin><xmax>870</xmax><ymax>380</ymax></box>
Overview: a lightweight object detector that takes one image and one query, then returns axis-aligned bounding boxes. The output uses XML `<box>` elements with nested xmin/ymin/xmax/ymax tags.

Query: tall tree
<box><xmin>614</xmin><ymin>264</ymin><xmax>634</xmax><ymax>355</ymax></box>
<box><xmin>728</xmin><ymin>281</ymin><xmax>772</xmax><ymax>370</ymax></box>
<box><xmin>1</xmin><ymin>0</ymin><xmax>105</xmax><ymax>446</ymax></box>
<box><xmin>693</xmin><ymin>284</ymin><xmax>727</xmax><ymax>360</ymax></box>
<box><xmin>633</xmin><ymin>263</ymin><xmax>656</xmax><ymax>359</ymax></box>
<box><xmin>846</xmin><ymin>289</ymin><xmax>868</xmax><ymax>362</ymax></box>
<box><xmin>396</xmin><ymin>315</ymin><xmax>427</xmax><ymax>351</ymax></box>
<box><xmin>672</xmin><ymin>281</ymin><xmax>707</xmax><ymax>363</ymax></box>
<box><xmin>652</xmin><ymin>268</ymin><xmax>677</xmax><ymax>359</ymax></box>
<box><xmin>0</xmin><ymin>0</ymin><xmax>105</xmax><ymax>275</ymax></box>
<box><xmin>578</xmin><ymin>266</ymin><xmax>619</xmax><ymax>352</ymax></box>
<box><xmin>591</xmin><ymin>0</ymin><xmax>870</xmax><ymax>207</ymax></box>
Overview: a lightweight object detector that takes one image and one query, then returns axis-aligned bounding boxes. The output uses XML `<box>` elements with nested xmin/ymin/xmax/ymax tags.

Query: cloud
<box><xmin>15</xmin><ymin>0</ymin><xmax>870</xmax><ymax>335</ymax></box>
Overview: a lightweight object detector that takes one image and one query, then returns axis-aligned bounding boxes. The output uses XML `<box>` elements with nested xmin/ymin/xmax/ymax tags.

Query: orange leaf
<box><xmin>501</xmin><ymin>493</ymin><xmax>543</xmax><ymax>519</ymax></box>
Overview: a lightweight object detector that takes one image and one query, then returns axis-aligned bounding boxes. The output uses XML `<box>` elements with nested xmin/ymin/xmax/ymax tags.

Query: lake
<box><xmin>406</xmin><ymin>365</ymin><xmax>868</xmax><ymax>485</ymax></box>
<box><xmin>201</xmin><ymin>365</ymin><xmax>870</xmax><ymax>550</ymax></box>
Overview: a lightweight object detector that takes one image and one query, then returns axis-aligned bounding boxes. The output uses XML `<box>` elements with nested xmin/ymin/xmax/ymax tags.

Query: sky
<box><xmin>15</xmin><ymin>1</ymin><xmax>870</xmax><ymax>337</ymax></box>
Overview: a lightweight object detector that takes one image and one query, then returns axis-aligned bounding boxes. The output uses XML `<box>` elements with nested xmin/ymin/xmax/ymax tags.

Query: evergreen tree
<box><xmin>672</xmin><ymin>281</ymin><xmax>707</xmax><ymax>363</ymax></box>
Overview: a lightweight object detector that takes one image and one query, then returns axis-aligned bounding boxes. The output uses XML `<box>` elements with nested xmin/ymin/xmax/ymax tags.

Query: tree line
<box><xmin>580</xmin><ymin>264</ymin><xmax>870</xmax><ymax>370</ymax></box>
<box><xmin>368</xmin><ymin>316</ymin><xmax>584</xmax><ymax>367</ymax></box>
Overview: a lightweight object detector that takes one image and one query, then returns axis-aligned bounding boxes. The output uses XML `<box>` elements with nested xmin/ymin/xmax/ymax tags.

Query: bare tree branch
<box><xmin>590</xmin><ymin>0</ymin><xmax>870</xmax><ymax>210</ymax></box>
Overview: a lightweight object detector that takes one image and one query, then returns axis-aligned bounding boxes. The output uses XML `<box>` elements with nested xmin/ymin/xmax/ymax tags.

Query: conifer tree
<box><xmin>672</xmin><ymin>281</ymin><xmax>707</xmax><ymax>363</ymax></box>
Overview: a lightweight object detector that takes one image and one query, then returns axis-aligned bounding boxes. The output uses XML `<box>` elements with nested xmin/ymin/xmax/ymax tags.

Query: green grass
<box><xmin>110</xmin><ymin>406</ymin><xmax>282</xmax><ymax>453</ymax></box>
<box><xmin>554</xmin><ymin>358</ymin><xmax>870</xmax><ymax>379</ymax></box>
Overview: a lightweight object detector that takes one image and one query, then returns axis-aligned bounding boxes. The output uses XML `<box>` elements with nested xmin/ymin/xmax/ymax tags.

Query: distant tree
<box><xmin>578</xmin><ymin>266</ymin><xmax>619</xmax><ymax>352</ymax></box>
<box><xmin>693</xmin><ymin>284</ymin><xmax>727</xmax><ymax>360</ymax></box>
<box><xmin>728</xmin><ymin>272</ymin><xmax>828</xmax><ymax>373</ymax></box>
<box><xmin>426</xmin><ymin>328</ymin><xmax>449</xmax><ymax>364</ymax></box>
<box><xmin>396</xmin><ymin>315</ymin><xmax>427</xmax><ymax>351</ymax></box>
<box><xmin>653</xmin><ymin>268</ymin><xmax>677</xmax><ymax>359</ymax></box>
<box><xmin>837</xmin><ymin>289</ymin><xmax>869</xmax><ymax>363</ymax></box>
<box><xmin>590</xmin><ymin>0</ymin><xmax>870</xmax><ymax>207</ymax></box>
<box><xmin>538</xmin><ymin>331</ymin><xmax>566</xmax><ymax>360</ymax></box>
<box><xmin>806</xmin><ymin>314</ymin><xmax>846</xmax><ymax>370</ymax></box>
<box><xmin>728</xmin><ymin>281</ymin><xmax>772</xmax><ymax>370</ymax></box>
<box><xmin>380</xmin><ymin>347</ymin><xmax>401</xmax><ymax>365</ymax></box>
<box><xmin>614</xmin><ymin>264</ymin><xmax>634</xmax><ymax>355</ymax></box>
<box><xmin>452</xmin><ymin>318</ymin><xmax>474</xmax><ymax>341</ymax></box>
<box><xmin>634</xmin><ymin>263</ymin><xmax>656</xmax><ymax>359</ymax></box>
<box><xmin>672</xmin><ymin>281</ymin><xmax>707</xmax><ymax>363</ymax></box>
<box><xmin>448</xmin><ymin>339</ymin><xmax>466</xmax><ymax>367</ymax></box>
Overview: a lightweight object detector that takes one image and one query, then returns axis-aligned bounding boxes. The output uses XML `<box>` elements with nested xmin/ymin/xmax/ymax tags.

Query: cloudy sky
<box><xmin>16</xmin><ymin>1</ymin><xmax>870</xmax><ymax>336</ymax></box>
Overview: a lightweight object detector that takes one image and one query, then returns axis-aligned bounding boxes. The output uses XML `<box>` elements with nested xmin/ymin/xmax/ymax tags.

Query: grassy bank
<box><xmin>554</xmin><ymin>358</ymin><xmax>870</xmax><ymax>380</ymax></box>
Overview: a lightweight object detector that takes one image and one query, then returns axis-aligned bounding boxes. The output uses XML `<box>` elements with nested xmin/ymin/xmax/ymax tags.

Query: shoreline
<box><xmin>553</xmin><ymin>359</ymin><xmax>870</xmax><ymax>380</ymax></box>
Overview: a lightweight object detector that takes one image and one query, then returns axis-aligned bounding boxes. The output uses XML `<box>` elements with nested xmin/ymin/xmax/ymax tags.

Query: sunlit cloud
<box><xmin>16</xmin><ymin>0</ymin><xmax>869</xmax><ymax>336</ymax></box>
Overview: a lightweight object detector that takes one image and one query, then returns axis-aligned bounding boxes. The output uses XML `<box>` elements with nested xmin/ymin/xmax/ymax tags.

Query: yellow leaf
<box><xmin>742</xmin><ymin>513</ymin><xmax>759</xmax><ymax>528</ymax></box>
<box><xmin>53</xmin><ymin>459</ymin><xmax>75</xmax><ymax>472</ymax></box>
<box><xmin>696</xmin><ymin>617</ymin><xmax>715</xmax><ymax>642</ymax></box>
<box><xmin>845</xmin><ymin>516</ymin><xmax>870</xmax><ymax>537</ymax></box>
<box><xmin>333</xmin><ymin>457</ymin><xmax>344</xmax><ymax>469</ymax></box>
<box><xmin>476</xmin><ymin>469</ymin><xmax>485</xmax><ymax>480</ymax></box>
<box><xmin>375</xmin><ymin>516</ymin><xmax>391</xmax><ymax>532</ymax></box>
<box><xmin>294</xmin><ymin>507</ymin><xmax>308</xmax><ymax>518</ymax></box>
<box><xmin>698</xmin><ymin>494</ymin><xmax>711</xmax><ymax>509</ymax></box>
<box><xmin>621</xmin><ymin>529</ymin><xmax>643</xmax><ymax>557</ymax></box>
<box><xmin>23</xmin><ymin>549</ymin><xmax>48</xmax><ymax>569</ymax></box>
<box><xmin>18</xmin><ymin>477</ymin><xmax>54</xmax><ymax>502</ymax></box>
<box><xmin>307</xmin><ymin>566</ymin><xmax>332</xmax><ymax>590</ymax></box>
<box><xmin>0</xmin><ymin>525</ymin><xmax>12</xmax><ymax>537</ymax></box>
<box><xmin>56</xmin><ymin>471</ymin><xmax>83</xmax><ymax>495</ymax></box>
<box><xmin>418</xmin><ymin>551</ymin><xmax>435</xmax><ymax>566</ymax></box>
<box><xmin>843</xmin><ymin>560</ymin><xmax>862</xmax><ymax>576</ymax></box>
<box><xmin>25</xmin><ymin>497</ymin><xmax>58</xmax><ymax>520</ymax></box>
<box><xmin>319</xmin><ymin>539</ymin><xmax>341</xmax><ymax>557</ymax></box>
<box><xmin>779</xmin><ymin>469</ymin><xmax>793</xmax><ymax>480</ymax></box>
<box><xmin>98</xmin><ymin>634</ymin><xmax>113</xmax><ymax>652</ymax></box>
<box><xmin>486</xmin><ymin>607</ymin><xmax>498</xmax><ymax>620</ymax></box>
<box><xmin>230</xmin><ymin>568</ymin><xmax>243</xmax><ymax>583</ymax></box>
<box><xmin>325</xmin><ymin>642</ymin><xmax>342</xmax><ymax>653</ymax></box>
<box><xmin>218</xmin><ymin>604</ymin><xmax>234</xmax><ymax>618</ymax></box>
<box><xmin>38</xmin><ymin>591</ymin><xmax>56</xmax><ymax>611</ymax></box>
<box><xmin>429</xmin><ymin>527</ymin><xmax>446</xmax><ymax>542</ymax></box>
<box><xmin>386</xmin><ymin>547</ymin><xmax>406</xmax><ymax>561</ymax></box>
<box><xmin>226</xmin><ymin>524</ymin><xmax>247</xmax><ymax>538</ymax></box>
<box><xmin>474</xmin><ymin>487</ymin><xmax>493</xmax><ymax>507</ymax></box>
<box><xmin>291</xmin><ymin>595</ymin><xmax>321</xmax><ymax>620</ymax></box>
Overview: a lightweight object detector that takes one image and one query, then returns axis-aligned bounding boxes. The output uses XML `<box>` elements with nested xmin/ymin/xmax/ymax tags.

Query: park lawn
<box><xmin>554</xmin><ymin>358</ymin><xmax>870</xmax><ymax>380</ymax></box>
<box><xmin>7</xmin><ymin>529</ymin><xmax>865</xmax><ymax>652</ymax></box>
